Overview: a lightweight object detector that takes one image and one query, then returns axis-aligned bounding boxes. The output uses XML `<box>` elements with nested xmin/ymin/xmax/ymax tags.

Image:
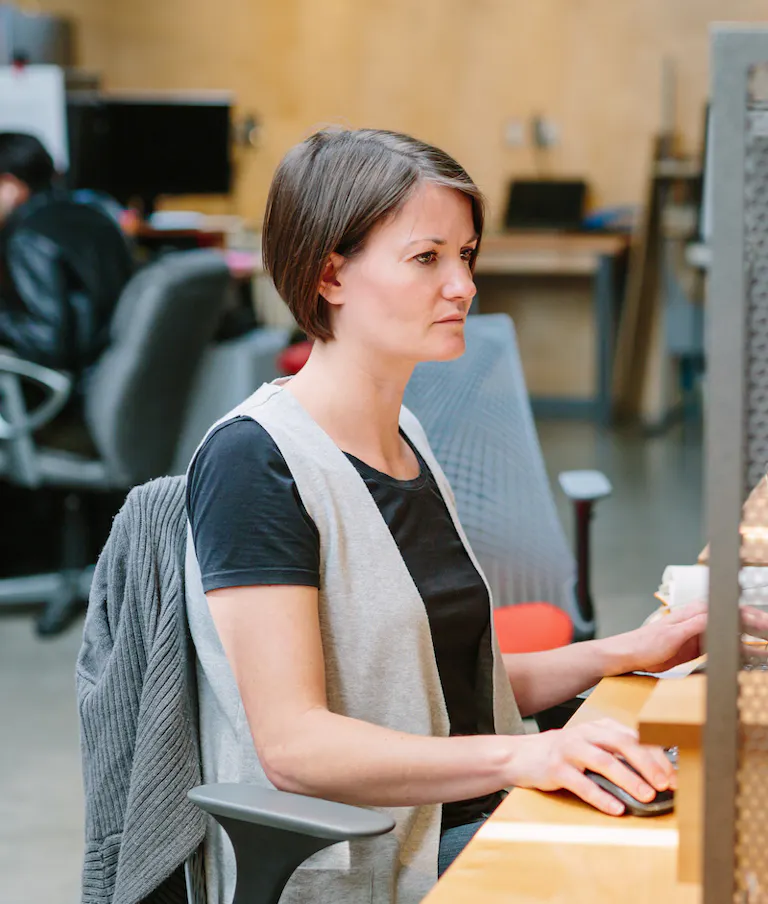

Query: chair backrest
<box><xmin>171</xmin><ymin>325</ymin><xmax>291</xmax><ymax>475</ymax></box>
<box><xmin>403</xmin><ymin>313</ymin><xmax>576</xmax><ymax>613</ymax></box>
<box><xmin>84</xmin><ymin>249</ymin><xmax>231</xmax><ymax>486</ymax></box>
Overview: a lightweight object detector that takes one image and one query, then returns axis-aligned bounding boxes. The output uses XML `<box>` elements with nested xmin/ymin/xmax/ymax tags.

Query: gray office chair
<box><xmin>78</xmin><ymin>474</ymin><xmax>393</xmax><ymax>904</ymax></box>
<box><xmin>172</xmin><ymin>324</ymin><xmax>291</xmax><ymax>474</ymax></box>
<box><xmin>404</xmin><ymin>313</ymin><xmax>611</xmax><ymax>641</ymax></box>
<box><xmin>0</xmin><ymin>249</ymin><xmax>232</xmax><ymax>636</ymax></box>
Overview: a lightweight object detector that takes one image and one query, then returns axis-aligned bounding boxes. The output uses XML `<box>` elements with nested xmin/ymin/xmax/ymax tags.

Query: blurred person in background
<box><xmin>0</xmin><ymin>132</ymin><xmax>133</xmax><ymax>376</ymax></box>
<box><xmin>0</xmin><ymin>134</ymin><xmax>134</xmax><ymax>621</ymax></box>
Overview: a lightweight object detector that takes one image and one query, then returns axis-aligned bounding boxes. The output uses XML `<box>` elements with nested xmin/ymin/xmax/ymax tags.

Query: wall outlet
<box><xmin>532</xmin><ymin>115</ymin><xmax>560</xmax><ymax>148</ymax></box>
<box><xmin>503</xmin><ymin>117</ymin><xmax>526</xmax><ymax>148</ymax></box>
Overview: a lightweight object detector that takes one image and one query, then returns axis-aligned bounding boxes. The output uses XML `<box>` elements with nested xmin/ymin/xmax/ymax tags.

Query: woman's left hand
<box><xmin>609</xmin><ymin>602</ymin><xmax>707</xmax><ymax>675</ymax></box>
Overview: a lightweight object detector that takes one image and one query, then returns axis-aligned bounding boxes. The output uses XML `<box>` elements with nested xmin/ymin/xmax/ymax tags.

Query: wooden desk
<box><xmin>425</xmin><ymin>675</ymin><xmax>700</xmax><ymax>904</ymax></box>
<box><xmin>473</xmin><ymin>233</ymin><xmax>629</xmax><ymax>423</ymax></box>
<box><xmin>637</xmin><ymin>676</ymin><xmax>705</xmax><ymax>884</ymax></box>
<box><xmin>476</xmin><ymin>233</ymin><xmax>628</xmax><ymax>277</ymax></box>
<box><xmin>132</xmin><ymin>224</ymin><xmax>227</xmax><ymax>248</ymax></box>
<box><xmin>122</xmin><ymin>219</ymin><xmax>258</xmax><ymax>299</ymax></box>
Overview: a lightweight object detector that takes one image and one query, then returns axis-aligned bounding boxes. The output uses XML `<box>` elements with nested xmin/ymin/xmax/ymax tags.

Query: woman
<box><xmin>185</xmin><ymin>128</ymin><xmax>705</xmax><ymax>904</ymax></box>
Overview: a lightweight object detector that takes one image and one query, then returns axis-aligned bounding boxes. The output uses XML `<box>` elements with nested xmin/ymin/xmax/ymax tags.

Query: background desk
<box><xmin>425</xmin><ymin>675</ymin><xmax>700</xmax><ymax>904</ymax></box>
<box><xmin>473</xmin><ymin>233</ymin><xmax>629</xmax><ymax>423</ymax></box>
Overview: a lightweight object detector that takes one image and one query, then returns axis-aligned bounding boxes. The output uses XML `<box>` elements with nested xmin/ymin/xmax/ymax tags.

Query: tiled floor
<box><xmin>0</xmin><ymin>420</ymin><xmax>704</xmax><ymax>904</ymax></box>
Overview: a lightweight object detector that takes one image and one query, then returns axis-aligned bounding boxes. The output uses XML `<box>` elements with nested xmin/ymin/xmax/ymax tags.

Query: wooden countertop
<box><xmin>424</xmin><ymin>675</ymin><xmax>701</xmax><ymax>904</ymax></box>
<box><xmin>638</xmin><ymin>674</ymin><xmax>706</xmax><ymax>748</ymax></box>
<box><xmin>475</xmin><ymin>232</ymin><xmax>629</xmax><ymax>276</ymax></box>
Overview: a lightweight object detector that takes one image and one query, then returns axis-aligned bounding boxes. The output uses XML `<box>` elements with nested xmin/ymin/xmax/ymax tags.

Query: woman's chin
<box><xmin>423</xmin><ymin>335</ymin><xmax>466</xmax><ymax>363</ymax></box>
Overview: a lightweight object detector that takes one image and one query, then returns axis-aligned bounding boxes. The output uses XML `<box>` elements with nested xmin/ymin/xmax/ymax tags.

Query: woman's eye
<box><xmin>415</xmin><ymin>251</ymin><xmax>437</xmax><ymax>264</ymax></box>
<box><xmin>415</xmin><ymin>248</ymin><xmax>476</xmax><ymax>265</ymax></box>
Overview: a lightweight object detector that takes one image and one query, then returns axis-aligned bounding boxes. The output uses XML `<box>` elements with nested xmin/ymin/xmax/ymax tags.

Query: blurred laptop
<box><xmin>503</xmin><ymin>179</ymin><xmax>588</xmax><ymax>232</ymax></box>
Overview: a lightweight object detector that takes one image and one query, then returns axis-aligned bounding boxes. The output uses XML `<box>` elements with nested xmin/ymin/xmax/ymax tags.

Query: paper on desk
<box><xmin>633</xmin><ymin>655</ymin><xmax>707</xmax><ymax>680</ymax></box>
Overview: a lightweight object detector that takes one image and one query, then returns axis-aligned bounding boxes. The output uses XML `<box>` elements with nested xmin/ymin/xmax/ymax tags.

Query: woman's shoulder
<box><xmin>188</xmin><ymin>415</ymin><xmax>294</xmax><ymax>498</ymax></box>
<box><xmin>196</xmin><ymin>414</ymin><xmax>277</xmax><ymax>459</ymax></box>
<box><xmin>186</xmin><ymin>414</ymin><xmax>321</xmax><ymax>591</ymax></box>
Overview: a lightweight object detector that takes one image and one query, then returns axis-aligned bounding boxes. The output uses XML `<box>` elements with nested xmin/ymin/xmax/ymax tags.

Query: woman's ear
<box><xmin>318</xmin><ymin>252</ymin><xmax>345</xmax><ymax>306</ymax></box>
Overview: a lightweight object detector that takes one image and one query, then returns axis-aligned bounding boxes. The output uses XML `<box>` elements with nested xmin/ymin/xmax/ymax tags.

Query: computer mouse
<box><xmin>584</xmin><ymin>769</ymin><xmax>675</xmax><ymax>816</ymax></box>
<box><xmin>584</xmin><ymin>750</ymin><xmax>676</xmax><ymax>817</ymax></box>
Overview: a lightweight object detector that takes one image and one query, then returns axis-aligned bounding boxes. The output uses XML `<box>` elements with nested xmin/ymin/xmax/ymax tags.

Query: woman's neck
<box><xmin>285</xmin><ymin>340</ymin><xmax>416</xmax><ymax>474</ymax></box>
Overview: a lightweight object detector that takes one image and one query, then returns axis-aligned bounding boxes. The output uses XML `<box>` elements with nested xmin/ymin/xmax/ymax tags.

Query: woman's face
<box><xmin>324</xmin><ymin>182</ymin><xmax>478</xmax><ymax>365</ymax></box>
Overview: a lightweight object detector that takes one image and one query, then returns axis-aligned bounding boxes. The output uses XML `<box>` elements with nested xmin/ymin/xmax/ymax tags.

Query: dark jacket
<box><xmin>77</xmin><ymin>475</ymin><xmax>204</xmax><ymax>904</ymax></box>
<box><xmin>0</xmin><ymin>188</ymin><xmax>134</xmax><ymax>371</ymax></box>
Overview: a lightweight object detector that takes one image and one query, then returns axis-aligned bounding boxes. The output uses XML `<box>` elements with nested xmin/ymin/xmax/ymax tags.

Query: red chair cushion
<box><xmin>277</xmin><ymin>341</ymin><xmax>313</xmax><ymax>375</ymax></box>
<box><xmin>493</xmin><ymin>602</ymin><xmax>574</xmax><ymax>654</ymax></box>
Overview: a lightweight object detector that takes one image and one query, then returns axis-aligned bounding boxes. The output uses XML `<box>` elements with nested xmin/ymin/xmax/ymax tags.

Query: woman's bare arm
<box><xmin>207</xmin><ymin>584</ymin><xmax>675</xmax><ymax>815</ymax></box>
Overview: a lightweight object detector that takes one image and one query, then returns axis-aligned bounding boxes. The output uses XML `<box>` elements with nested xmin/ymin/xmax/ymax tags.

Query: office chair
<box><xmin>404</xmin><ymin>314</ymin><xmax>612</xmax><ymax>645</ymax></box>
<box><xmin>0</xmin><ymin>249</ymin><xmax>232</xmax><ymax>636</ymax></box>
<box><xmin>172</xmin><ymin>324</ymin><xmax>291</xmax><ymax>474</ymax></box>
<box><xmin>78</xmin><ymin>473</ymin><xmax>394</xmax><ymax>904</ymax></box>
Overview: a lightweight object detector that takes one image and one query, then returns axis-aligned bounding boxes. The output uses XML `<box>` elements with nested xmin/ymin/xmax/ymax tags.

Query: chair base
<box><xmin>0</xmin><ymin>567</ymin><xmax>93</xmax><ymax>636</ymax></box>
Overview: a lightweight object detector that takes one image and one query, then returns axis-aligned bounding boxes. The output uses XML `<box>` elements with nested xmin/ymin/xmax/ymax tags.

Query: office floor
<box><xmin>0</xmin><ymin>420</ymin><xmax>704</xmax><ymax>904</ymax></box>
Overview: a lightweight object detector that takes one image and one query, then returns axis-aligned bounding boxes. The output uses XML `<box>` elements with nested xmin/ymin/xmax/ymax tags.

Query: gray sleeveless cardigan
<box><xmin>184</xmin><ymin>381</ymin><xmax>524</xmax><ymax>904</ymax></box>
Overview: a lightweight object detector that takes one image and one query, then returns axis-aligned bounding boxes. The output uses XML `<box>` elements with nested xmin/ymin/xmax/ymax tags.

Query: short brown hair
<box><xmin>262</xmin><ymin>128</ymin><xmax>484</xmax><ymax>341</ymax></box>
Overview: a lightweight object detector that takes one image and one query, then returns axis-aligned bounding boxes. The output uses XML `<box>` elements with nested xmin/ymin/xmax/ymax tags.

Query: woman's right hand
<box><xmin>507</xmin><ymin>717</ymin><xmax>676</xmax><ymax>815</ymax></box>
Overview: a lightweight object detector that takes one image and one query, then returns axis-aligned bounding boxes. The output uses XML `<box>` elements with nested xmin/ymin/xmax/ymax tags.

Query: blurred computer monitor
<box><xmin>67</xmin><ymin>93</ymin><xmax>232</xmax><ymax>214</ymax></box>
<box><xmin>503</xmin><ymin>179</ymin><xmax>587</xmax><ymax>232</ymax></box>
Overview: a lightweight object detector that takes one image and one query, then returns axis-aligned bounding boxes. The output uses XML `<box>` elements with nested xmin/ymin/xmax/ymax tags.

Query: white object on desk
<box><xmin>147</xmin><ymin>210</ymin><xmax>206</xmax><ymax>230</ymax></box>
<box><xmin>685</xmin><ymin>242</ymin><xmax>711</xmax><ymax>271</ymax></box>
<box><xmin>656</xmin><ymin>565</ymin><xmax>709</xmax><ymax>608</ymax></box>
<box><xmin>657</xmin><ymin>564</ymin><xmax>768</xmax><ymax>609</ymax></box>
<box><xmin>0</xmin><ymin>65</ymin><xmax>67</xmax><ymax>169</ymax></box>
<box><xmin>643</xmin><ymin>563</ymin><xmax>768</xmax><ymax>678</ymax></box>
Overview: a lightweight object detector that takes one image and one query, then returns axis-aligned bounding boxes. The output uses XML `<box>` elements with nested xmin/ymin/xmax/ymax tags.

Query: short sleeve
<box><xmin>186</xmin><ymin>416</ymin><xmax>321</xmax><ymax>593</ymax></box>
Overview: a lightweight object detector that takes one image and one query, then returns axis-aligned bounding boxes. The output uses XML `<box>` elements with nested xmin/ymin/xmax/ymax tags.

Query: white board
<box><xmin>0</xmin><ymin>65</ymin><xmax>68</xmax><ymax>170</ymax></box>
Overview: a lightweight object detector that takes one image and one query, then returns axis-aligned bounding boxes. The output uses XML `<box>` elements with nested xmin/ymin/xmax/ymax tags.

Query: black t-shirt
<box><xmin>186</xmin><ymin>415</ymin><xmax>503</xmax><ymax>830</ymax></box>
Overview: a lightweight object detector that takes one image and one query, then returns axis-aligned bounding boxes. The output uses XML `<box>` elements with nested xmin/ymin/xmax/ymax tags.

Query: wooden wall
<box><xmin>35</xmin><ymin>0</ymin><xmax>768</xmax><ymax>224</ymax></box>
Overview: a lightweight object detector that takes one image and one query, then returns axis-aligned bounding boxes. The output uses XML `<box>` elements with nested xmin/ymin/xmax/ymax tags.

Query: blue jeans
<box><xmin>437</xmin><ymin>817</ymin><xmax>487</xmax><ymax>878</ymax></box>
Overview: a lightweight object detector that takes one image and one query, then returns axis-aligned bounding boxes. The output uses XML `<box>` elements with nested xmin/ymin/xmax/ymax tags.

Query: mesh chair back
<box><xmin>404</xmin><ymin>314</ymin><xmax>576</xmax><ymax>613</ymax></box>
<box><xmin>84</xmin><ymin>250</ymin><xmax>231</xmax><ymax>486</ymax></box>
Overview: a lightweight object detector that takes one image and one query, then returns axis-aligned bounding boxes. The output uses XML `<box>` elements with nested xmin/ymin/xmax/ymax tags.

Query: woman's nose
<box><xmin>443</xmin><ymin>262</ymin><xmax>476</xmax><ymax>302</ymax></box>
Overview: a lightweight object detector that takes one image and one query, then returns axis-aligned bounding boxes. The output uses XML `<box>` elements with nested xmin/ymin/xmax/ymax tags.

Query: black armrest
<box><xmin>188</xmin><ymin>784</ymin><xmax>395</xmax><ymax>904</ymax></box>
<box><xmin>558</xmin><ymin>470</ymin><xmax>613</xmax><ymax>642</ymax></box>
<box><xmin>533</xmin><ymin>694</ymin><xmax>588</xmax><ymax>733</ymax></box>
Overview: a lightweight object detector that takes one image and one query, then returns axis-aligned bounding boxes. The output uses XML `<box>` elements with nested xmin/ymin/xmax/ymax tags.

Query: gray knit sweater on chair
<box><xmin>77</xmin><ymin>475</ymin><xmax>204</xmax><ymax>904</ymax></box>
